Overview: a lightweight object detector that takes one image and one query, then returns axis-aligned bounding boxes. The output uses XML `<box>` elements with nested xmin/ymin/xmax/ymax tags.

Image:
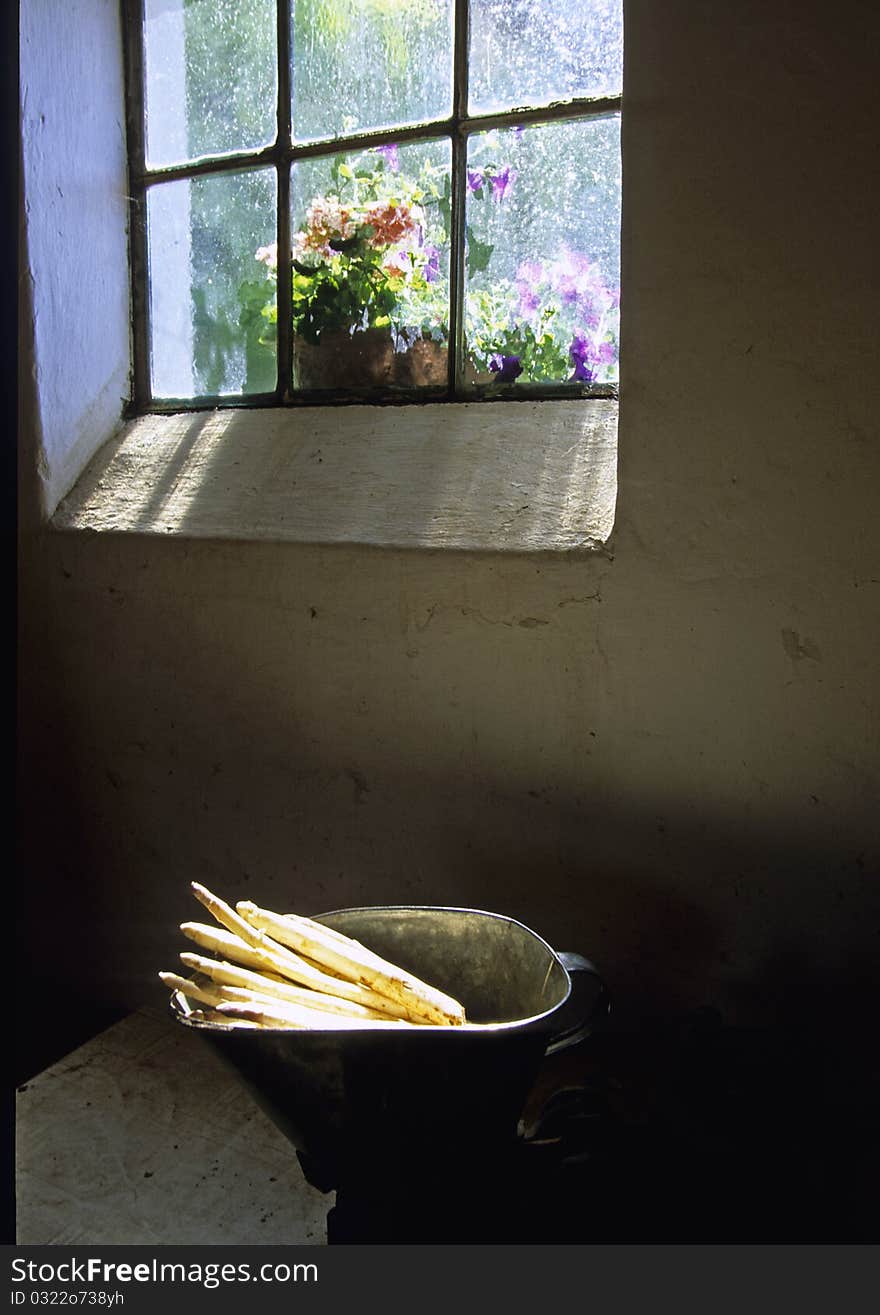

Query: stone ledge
<box><xmin>51</xmin><ymin>400</ymin><xmax>617</xmax><ymax>553</ymax></box>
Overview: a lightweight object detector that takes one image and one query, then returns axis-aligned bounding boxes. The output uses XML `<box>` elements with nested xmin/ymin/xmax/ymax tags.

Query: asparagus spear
<box><xmin>179</xmin><ymin>921</ymin><xmax>290</xmax><ymax>975</ymax></box>
<box><xmin>158</xmin><ymin>971</ymin><xmax>227</xmax><ymax>1009</ymax></box>
<box><xmin>187</xmin><ymin>1007</ymin><xmax>264</xmax><ymax>1029</ymax></box>
<box><xmin>166</xmin><ymin>882</ymin><xmax>468</xmax><ymax>1029</ymax></box>
<box><xmin>181</xmin><ymin>906</ymin><xmax>418</xmax><ymax>1021</ymax></box>
<box><xmin>214</xmin><ymin>997</ymin><xmax>415</xmax><ymax>1030</ymax></box>
<box><xmin>236</xmin><ymin>900</ymin><xmax>466</xmax><ymax>1025</ymax></box>
<box><xmin>178</xmin><ymin>951</ymin><xmax>406</xmax><ymax>1022</ymax></box>
<box><xmin>162</xmin><ymin>966</ymin><xmax>368</xmax><ymax>1027</ymax></box>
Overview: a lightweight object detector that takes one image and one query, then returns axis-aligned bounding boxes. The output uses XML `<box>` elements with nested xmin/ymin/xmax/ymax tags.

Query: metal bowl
<box><xmin>170</xmin><ymin>905</ymin><xmax>608</xmax><ymax>1184</ymax></box>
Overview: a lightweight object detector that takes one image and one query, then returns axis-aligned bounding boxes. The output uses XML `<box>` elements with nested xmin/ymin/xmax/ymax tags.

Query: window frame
<box><xmin>121</xmin><ymin>0</ymin><xmax>622</xmax><ymax>414</ymax></box>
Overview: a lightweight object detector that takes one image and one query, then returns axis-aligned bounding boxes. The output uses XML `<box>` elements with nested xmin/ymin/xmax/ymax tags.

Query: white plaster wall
<box><xmin>19</xmin><ymin>0</ymin><xmax>130</xmax><ymax>516</ymax></box>
<box><xmin>17</xmin><ymin>0</ymin><xmax>880</xmax><ymax>1057</ymax></box>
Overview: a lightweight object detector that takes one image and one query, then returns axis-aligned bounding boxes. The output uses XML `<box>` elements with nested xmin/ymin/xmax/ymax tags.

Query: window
<box><xmin>125</xmin><ymin>0</ymin><xmax>622</xmax><ymax>410</ymax></box>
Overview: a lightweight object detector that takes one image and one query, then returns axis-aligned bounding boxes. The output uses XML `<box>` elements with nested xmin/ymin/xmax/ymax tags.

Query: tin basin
<box><xmin>170</xmin><ymin>905</ymin><xmax>608</xmax><ymax>1185</ymax></box>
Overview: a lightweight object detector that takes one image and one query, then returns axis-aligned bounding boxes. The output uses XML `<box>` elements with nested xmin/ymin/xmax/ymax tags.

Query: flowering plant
<box><xmin>466</xmin><ymin>249</ymin><xmax>620</xmax><ymax>385</ymax></box>
<box><xmin>240</xmin><ymin>143</ymin><xmax>619</xmax><ymax>388</ymax></box>
<box><xmin>244</xmin><ymin>147</ymin><xmax>447</xmax><ymax>356</ymax></box>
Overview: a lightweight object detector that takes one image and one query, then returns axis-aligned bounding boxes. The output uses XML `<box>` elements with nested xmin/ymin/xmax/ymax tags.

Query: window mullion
<box><xmin>448</xmin><ymin>0</ymin><xmax>471</xmax><ymax>397</ymax></box>
<box><xmin>276</xmin><ymin>0</ymin><xmax>293</xmax><ymax>402</ymax></box>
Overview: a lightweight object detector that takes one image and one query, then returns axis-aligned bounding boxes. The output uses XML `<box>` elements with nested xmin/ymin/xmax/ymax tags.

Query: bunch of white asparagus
<box><xmin>159</xmin><ymin>882</ymin><xmax>467</xmax><ymax>1030</ymax></box>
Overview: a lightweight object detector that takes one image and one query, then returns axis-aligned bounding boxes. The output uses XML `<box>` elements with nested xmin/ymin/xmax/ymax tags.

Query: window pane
<box><xmin>144</xmin><ymin>0</ymin><xmax>277</xmax><ymax>168</ymax></box>
<box><xmin>282</xmin><ymin>140</ymin><xmax>451</xmax><ymax>392</ymax></box>
<box><xmin>464</xmin><ymin>118</ymin><xmax>621</xmax><ymax>388</ymax></box>
<box><xmin>291</xmin><ymin>0</ymin><xmax>454</xmax><ymax>143</ymax></box>
<box><xmin>469</xmin><ymin>0</ymin><xmax>623</xmax><ymax>115</ymax></box>
<box><xmin>148</xmin><ymin>168</ymin><xmax>277</xmax><ymax>399</ymax></box>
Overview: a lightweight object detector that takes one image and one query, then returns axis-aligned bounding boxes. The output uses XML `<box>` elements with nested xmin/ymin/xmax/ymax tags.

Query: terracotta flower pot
<box><xmin>399</xmin><ymin>336</ymin><xmax>448</xmax><ymax>387</ymax></box>
<box><xmin>294</xmin><ymin>328</ymin><xmax>393</xmax><ymax>390</ymax></box>
<box><xmin>293</xmin><ymin>328</ymin><xmax>448</xmax><ymax>392</ymax></box>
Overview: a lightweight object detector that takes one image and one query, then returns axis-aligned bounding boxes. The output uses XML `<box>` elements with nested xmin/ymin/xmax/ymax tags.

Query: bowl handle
<box><xmin>543</xmin><ymin>951</ymin><xmax>611</xmax><ymax>1055</ymax></box>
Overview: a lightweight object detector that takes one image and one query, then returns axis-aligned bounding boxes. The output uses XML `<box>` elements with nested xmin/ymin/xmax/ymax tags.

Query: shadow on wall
<box><xmin>15</xmin><ymin>713</ymin><xmax>880</xmax><ymax>1086</ymax></box>
<box><xmin>17</xmin><ymin>537</ymin><xmax>879</xmax><ymax>1079</ymax></box>
<box><xmin>424</xmin><ymin>788</ymin><xmax>880</xmax><ymax>1033</ymax></box>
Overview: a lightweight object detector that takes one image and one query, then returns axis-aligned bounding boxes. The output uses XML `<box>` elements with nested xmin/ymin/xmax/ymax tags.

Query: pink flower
<box><xmin>382</xmin><ymin>250</ymin><xmax>412</xmax><ymax>278</ymax></box>
<box><xmin>255</xmin><ymin>242</ymin><xmax>277</xmax><ymax>270</ymax></box>
<box><xmin>291</xmin><ymin>230</ymin><xmax>330</xmax><ymax>263</ymax></box>
<box><xmin>303</xmin><ymin>197</ymin><xmax>358</xmax><ymax>250</ymax></box>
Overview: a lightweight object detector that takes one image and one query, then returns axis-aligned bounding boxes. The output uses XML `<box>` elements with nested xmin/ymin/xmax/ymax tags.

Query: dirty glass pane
<box><xmin>143</xmin><ymin>0</ymin><xmax>276</xmax><ymax>168</ymax></box>
<box><xmin>147</xmin><ymin>168</ymin><xmax>277</xmax><ymax>398</ymax></box>
<box><xmin>291</xmin><ymin>0</ymin><xmax>454</xmax><ymax>143</ymax></box>
<box><xmin>469</xmin><ymin>0</ymin><xmax>623</xmax><ymax>115</ymax></box>
<box><xmin>281</xmin><ymin>139</ymin><xmax>451</xmax><ymax>392</ymax></box>
<box><xmin>463</xmin><ymin>117</ymin><xmax>621</xmax><ymax>388</ymax></box>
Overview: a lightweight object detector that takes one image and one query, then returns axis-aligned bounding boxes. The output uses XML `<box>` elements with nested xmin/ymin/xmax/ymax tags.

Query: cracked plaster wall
<box><xmin>17</xmin><ymin>0</ymin><xmax>880</xmax><ymax>1068</ymax></box>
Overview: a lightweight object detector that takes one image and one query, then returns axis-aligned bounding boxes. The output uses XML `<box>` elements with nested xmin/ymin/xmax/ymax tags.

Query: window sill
<box><xmin>51</xmin><ymin>400</ymin><xmax>617</xmax><ymax>554</ymax></box>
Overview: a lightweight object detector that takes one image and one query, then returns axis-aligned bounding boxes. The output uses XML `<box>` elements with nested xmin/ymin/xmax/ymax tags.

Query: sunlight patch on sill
<box><xmin>51</xmin><ymin>401</ymin><xmax>617</xmax><ymax>553</ymax></box>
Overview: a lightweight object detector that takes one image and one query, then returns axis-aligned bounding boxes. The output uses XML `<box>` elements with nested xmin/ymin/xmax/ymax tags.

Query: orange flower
<box><xmin>364</xmin><ymin>201</ymin><xmax>421</xmax><ymax>248</ymax></box>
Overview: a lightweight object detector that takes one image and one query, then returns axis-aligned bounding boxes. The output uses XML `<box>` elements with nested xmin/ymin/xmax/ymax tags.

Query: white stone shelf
<box><xmin>52</xmin><ymin>401</ymin><xmax>617</xmax><ymax>553</ymax></box>
<box><xmin>15</xmin><ymin>1008</ymin><xmax>329</xmax><ymax>1246</ymax></box>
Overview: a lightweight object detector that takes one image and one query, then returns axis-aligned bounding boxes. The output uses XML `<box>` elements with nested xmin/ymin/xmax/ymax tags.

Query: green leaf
<box><xmin>330</xmin><ymin>153</ymin><xmax>347</xmax><ymax>185</ymax></box>
<box><xmin>466</xmin><ymin>228</ymin><xmax>494</xmax><ymax>278</ymax></box>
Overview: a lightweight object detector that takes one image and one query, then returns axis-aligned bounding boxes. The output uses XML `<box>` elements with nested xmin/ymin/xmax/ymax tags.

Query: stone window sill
<box><xmin>51</xmin><ymin>400</ymin><xmax>617</xmax><ymax>554</ymax></box>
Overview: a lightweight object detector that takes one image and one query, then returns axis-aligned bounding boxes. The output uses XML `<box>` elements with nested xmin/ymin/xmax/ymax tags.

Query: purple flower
<box><xmin>422</xmin><ymin>244</ymin><xmax>441</xmax><ymax>283</ymax></box>
<box><xmin>569</xmin><ymin>332</ymin><xmax>615</xmax><ymax>382</ymax></box>
<box><xmin>489</xmin><ymin>353</ymin><xmax>523</xmax><ymax>382</ymax></box>
<box><xmin>467</xmin><ymin>168</ymin><xmax>485</xmax><ymax>194</ymax></box>
<box><xmin>489</xmin><ymin>165</ymin><xmax>517</xmax><ymax>202</ymax></box>
<box><xmin>550</xmin><ymin>250</ymin><xmax>617</xmax><ymax>326</ymax></box>
<box><xmin>569</xmin><ymin>337</ymin><xmax>595</xmax><ymax>382</ymax></box>
<box><xmin>514</xmin><ymin>260</ymin><xmax>547</xmax><ymax>319</ymax></box>
<box><xmin>516</xmin><ymin>259</ymin><xmax>545</xmax><ymax>287</ymax></box>
<box><xmin>518</xmin><ymin>287</ymin><xmax>541</xmax><ymax>315</ymax></box>
<box><xmin>376</xmin><ymin>143</ymin><xmax>399</xmax><ymax>172</ymax></box>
